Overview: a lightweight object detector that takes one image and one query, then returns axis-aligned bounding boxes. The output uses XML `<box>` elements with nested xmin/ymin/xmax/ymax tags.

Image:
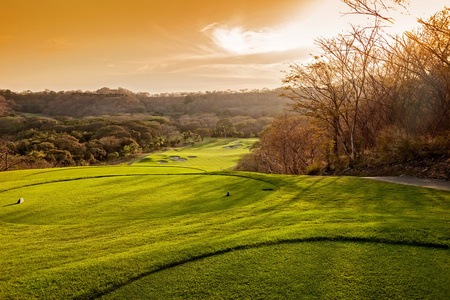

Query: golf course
<box><xmin>0</xmin><ymin>138</ymin><xmax>449</xmax><ymax>299</ymax></box>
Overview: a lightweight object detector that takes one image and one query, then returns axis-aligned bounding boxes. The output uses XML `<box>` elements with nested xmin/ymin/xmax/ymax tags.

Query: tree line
<box><xmin>0</xmin><ymin>116</ymin><xmax>170</xmax><ymax>170</ymax></box>
<box><xmin>0</xmin><ymin>88</ymin><xmax>285</xmax><ymax>119</ymax></box>
<box><xmin>237</xmin><ymin>1</ymin><xmax>449</xmax><ymax>180</ymax></box>
<box><xmin>0</xmin><ymin>89</ymin><xmax>278</xmax><ymax>171</ymax></box>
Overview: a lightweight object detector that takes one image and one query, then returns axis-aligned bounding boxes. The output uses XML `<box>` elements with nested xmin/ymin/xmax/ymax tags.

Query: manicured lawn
<box><xmin>134</xmin><ymin>138</ymin><xmax>257</xmax><ymax>171</ymax></box>
<box><xmin>0</xmin><ymin>139</ymin><xmax>448</xmax><ymax>299</ymax></box>
<box><xmin>103</xmin><ymin>242</ymin><xmax>449</xmax><ymax>299</ymax></box>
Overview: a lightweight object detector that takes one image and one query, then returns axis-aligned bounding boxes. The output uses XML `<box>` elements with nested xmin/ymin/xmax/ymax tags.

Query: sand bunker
<box><xmin>155</xmin><ymin>155</ymin><xmax>192</xmax><ymax>164</ymax></box>
<box><xmin>224</xmin><ymin>145</ymin><xmax>243</xmax><ymax>149</ymax></box>
<box><xmin>169</xmin><ymin>156</ymin><xmax>187</xmax><ymax>162</ymax></box>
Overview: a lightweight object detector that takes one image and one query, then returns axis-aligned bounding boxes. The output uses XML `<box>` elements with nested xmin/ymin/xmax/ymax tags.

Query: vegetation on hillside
<box><xmin>0</xmin><ymin>89</ymin><xmax>278</xmax><ymax>171</ymax></box>
<box><xmin>0</xmin><ymin>116</ymin><xmax>173</xmax><ymax>170</ymax></box>
<box><xmin>0</xmin><ymin>88</ymin><xmax>284</xmax><ymax>119</ymax></box>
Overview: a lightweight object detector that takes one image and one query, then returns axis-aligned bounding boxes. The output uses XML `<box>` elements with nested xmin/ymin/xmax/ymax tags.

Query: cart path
<box><xmin>364</xmin><ymin>176</ymin><xmax>450</xmax><ymax>191</ymax></box>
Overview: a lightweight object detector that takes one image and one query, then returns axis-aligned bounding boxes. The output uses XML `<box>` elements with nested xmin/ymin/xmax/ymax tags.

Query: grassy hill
<box><xmin>0</xmin><ymin>138</ymin><xmax>449</xmax><ymax>299</ymax></box>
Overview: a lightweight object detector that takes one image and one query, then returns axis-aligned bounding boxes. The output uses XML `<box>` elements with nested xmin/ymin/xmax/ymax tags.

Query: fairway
<box><xmin>1</xmin><ymin>173</ymin><xmax>275</xmax><ymax>225</ymax></box>
<box><xmin>0</xmin><ymin>139</ymin><xmax>449</xmax><ymax>299</ymax></box>
<box><xmin>134</xmin><ymin>138</ymin><xmax>257</xmax><ymax>171</ymax></box>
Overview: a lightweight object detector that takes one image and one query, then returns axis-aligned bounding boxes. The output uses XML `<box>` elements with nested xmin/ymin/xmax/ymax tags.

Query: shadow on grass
<box><xmin>0</xmin><ymin>172</ymin><xmax>207</xmax><ymax>195</ymax></box>
<box><xmin>2</xmin><ymin>203</ymin><xmax>19</xmax><ymax>207</ymax></box>
<box><xmin>78</xmin><ymin>236</ymin><xmax>449</xmax><ymax>300</ymax></box>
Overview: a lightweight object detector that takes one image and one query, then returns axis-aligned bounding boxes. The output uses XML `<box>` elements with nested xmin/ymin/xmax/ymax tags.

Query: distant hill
<box><xmin>0</xmin><ymin>88</ymin><xmax>286</xmax><ymax>118</ymax></box>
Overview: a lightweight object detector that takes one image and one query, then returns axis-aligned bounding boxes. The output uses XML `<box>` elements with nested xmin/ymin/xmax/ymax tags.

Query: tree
<box><xmin>236</xmin><ymin>113</ymin><xmax>320</xmax><ymax>174</ymax></box>
<box><xmin>341</xmin><ymin>0</ymin><xmax>408</xmax><ymax>22</ymax></box>
<box><xmin>194</xmin><ymin>128</ymin><xmax>211</xmax><ymax>141</ymax></box>
<box><xmin>0</xmin><ymin>96</ymin><xmax>10</xmax><ymax>116</ymax></box>
<box><xmin>284</xmin><ymin>22</ymin><xmax>388</xmax><ymax>165</ymax></box>
<box><xmin>214</xmin><ymin>118</ymin><xmax>236</xmax><ymax>138</ymax></box>
<box><xmin>401</xmin><ymin>7</ymin><xmax>450</xmax><ymax>134</ymax></box>
<box><xmin>0</xmin><ymin>138</ymin><xmax>26</xmax><ymax>171</ymax></box>
<box><xmin>182</xmin><ymin>130</ymin><xmax>192</xmax><ymax>143</ymax></box>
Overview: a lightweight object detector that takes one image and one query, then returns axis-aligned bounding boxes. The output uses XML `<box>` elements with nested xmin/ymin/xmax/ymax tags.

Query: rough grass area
<box><xmin>0</xmin><ymin>139</ymin><xmax>449</xmax><ymax>299</ymax></box>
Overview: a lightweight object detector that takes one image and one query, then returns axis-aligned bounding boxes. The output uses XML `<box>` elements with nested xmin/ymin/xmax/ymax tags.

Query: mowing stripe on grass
<box><xmin>0</xmin><ymin>172</ymin><xmax>277</xmax><ymax>195</ymax></box>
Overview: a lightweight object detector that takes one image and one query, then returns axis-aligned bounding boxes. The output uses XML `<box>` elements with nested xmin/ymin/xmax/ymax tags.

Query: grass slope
<box><xmin>104</xmin><ymin>242</ymin><xmax>449</xmax><ymax>299</ymax></box>
<box><xmin>135</xmin><ymin>138</ymin><xmax>257</xmax><ymax>171</ymax></box>
<box><xmin>0</xmin><ymin>139</ymin><xmax>449</xmax><ymax>299</ymax></box>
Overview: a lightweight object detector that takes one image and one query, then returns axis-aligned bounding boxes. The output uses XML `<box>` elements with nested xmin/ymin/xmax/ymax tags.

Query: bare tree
<box><xmin>341</xmin><ymin>0</ymin><xmax>408</xmax><ymax>22</ymax></box>
<box><xmin>402</xmin><ymin>8</ymin><xmax>450</xmax><ymax>134</ymax></box>
<box><xmin>284</xmin><ymin>22</ymin><xmax>388</xmax><ymax>165</ymax></box>
<box><xmin>242</xmin><ymin>0</ymin><xmax>449</xmax><ymax>175</ymax></box>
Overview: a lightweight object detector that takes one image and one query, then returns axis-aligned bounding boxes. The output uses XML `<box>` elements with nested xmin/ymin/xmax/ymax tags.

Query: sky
<box><xmin>0</xmin><ymin>0</ymin><xmax>448</xmax><ymax>94</ymax></box>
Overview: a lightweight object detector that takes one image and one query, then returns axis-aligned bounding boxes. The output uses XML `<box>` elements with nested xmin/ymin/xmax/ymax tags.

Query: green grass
<box><xmin>135</xmin><ymin>138</ymin><xmax>257</xmax><ymax>171</ymax></box>
<box><xmin>103</xmin><ymin>242</ymin><xmax>449</xmax><ymax>299</ymax></box>
<box><xmin>0</xmin><ymin>139</ymin><xmax>449</xmax><ymax>299</ymax></box>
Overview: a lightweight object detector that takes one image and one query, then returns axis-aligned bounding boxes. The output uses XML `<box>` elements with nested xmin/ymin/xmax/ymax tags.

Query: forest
<box><xmin>0</xmin><ymin>88</ymin><xmax>280</xmax><ymax>170</ymax></box>
<box><xmin>236</xmin><ymin>2</ymin><xmax>450</xmax><ymax>180</ymax></box>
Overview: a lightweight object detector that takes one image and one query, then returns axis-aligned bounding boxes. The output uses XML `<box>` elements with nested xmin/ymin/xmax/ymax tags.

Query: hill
<box><xmin>0</xmin><ymin>139</ymin><xmax>448</xmax><ymax>299</ymax></box>
<box><xmin>0</xmin><ymin>88</ymin><xmax>285</xmax><ymax>119</ymax></box>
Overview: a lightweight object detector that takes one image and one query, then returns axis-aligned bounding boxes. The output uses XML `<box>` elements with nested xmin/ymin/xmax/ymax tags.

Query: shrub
<box><xmin>305</xmin><ymin>164</ymin><xmax>324</xmax><ymax>175</ymax></box>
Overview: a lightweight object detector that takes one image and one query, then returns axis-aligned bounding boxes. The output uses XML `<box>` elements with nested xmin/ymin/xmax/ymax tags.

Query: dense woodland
<box><xmin>236</xmin><ymin>2</ymin><xmax>450</xmax><ymax>180</ymax></box>
<box><xmin>0</xmin><ymin>89</ymin><xmax>280</xmax><ymax>170</ymax></box>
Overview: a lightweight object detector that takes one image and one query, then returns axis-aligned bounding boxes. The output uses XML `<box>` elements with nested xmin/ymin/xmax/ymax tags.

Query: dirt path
<box><xmin>364</xmin><ymin>176</ymin><xmax>450</xmax><ymax>191</ymax></box>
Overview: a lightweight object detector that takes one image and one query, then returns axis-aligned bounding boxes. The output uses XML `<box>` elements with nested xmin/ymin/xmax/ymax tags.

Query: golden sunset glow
<box><xmin>0</xmin><ymin>0</ymin><xmax>447</xmax><ymax>93</ymax></box>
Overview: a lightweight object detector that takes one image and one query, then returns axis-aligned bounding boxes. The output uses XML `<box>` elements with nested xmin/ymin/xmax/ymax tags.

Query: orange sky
<box><xmin>1</xmin><ymin>0</ymin><xmax>448</xmax><ymax>93</ymax></box>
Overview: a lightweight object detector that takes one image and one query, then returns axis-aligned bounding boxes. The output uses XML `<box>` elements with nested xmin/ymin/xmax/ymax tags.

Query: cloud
<box><xmin>200</xmin><ymin>22</ymin><xmax>219</xmax><ymax>32</ymax></box>
<box><xmin>40</xmin><ymin>37</ymin><xmax>73</xmax><ymax>53</ymax></box>
<box><xmin>203</xmin><ymin>22</ymin><xmax>312</xmax><ymax>55</ymax></box>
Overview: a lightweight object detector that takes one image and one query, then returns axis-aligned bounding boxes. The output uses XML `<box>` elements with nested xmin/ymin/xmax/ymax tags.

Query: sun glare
<box><xmin>204</xmin><ymin>23</ymin><xmax>310</xmax><ymax>55</ymax></box>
